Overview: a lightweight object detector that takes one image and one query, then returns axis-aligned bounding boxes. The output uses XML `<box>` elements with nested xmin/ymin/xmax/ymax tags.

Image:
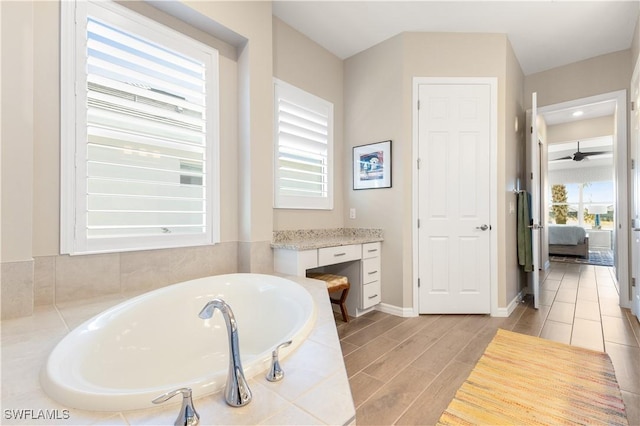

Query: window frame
<box><xmin>60</xmin><ymin>0</ymin><xmax>220</xmax><ymax>255</ymax></box>
<box><xmin>273</xmin><ymin>78</ymin><xmax>334</xmax><ymax>210</ymax></box>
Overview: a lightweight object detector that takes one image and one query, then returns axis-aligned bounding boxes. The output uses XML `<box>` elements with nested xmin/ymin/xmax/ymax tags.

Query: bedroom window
<box><xmin>548</xmin><ymin>182</ymin><xmax>614</xmax><ymax>229</ymax></box>
<box><xmin>61</xmin><ymin>0</ymin><xmax>220</xmax><ymax>254</ymax></box>
<box><xmin>273</xmin><ymin>79</ymin><xmax>334</xmax><ymax>210</ymax></box>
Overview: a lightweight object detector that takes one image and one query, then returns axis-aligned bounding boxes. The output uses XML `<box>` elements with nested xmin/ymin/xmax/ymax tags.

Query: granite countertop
<box><xmin>271</xmin><ymin>228</ymin><xmax>383</xmax><ymax>250</ymax></box>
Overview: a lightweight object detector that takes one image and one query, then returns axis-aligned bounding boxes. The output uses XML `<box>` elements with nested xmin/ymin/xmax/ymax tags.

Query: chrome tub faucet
<box><xmin>199</xmin><ymin>299</ymin><xmax>252</xmax><ymax>407</ymax></box>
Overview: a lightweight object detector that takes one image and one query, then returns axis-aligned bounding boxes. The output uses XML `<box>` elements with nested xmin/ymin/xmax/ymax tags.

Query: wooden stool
<box><xmin>306</xmin><ymin>272</ymin><xmax>350</xmax><ymax>322</ymax></box>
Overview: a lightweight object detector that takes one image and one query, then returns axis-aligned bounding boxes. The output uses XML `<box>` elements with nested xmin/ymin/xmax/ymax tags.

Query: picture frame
<box><xmin>353</xmin><ymin>140</ymin><xmax>392</xmax><ymax>190</ymax></box>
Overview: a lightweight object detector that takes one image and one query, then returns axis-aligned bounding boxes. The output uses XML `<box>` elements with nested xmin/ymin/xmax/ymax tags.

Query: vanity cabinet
<box><xmin>273</xmin><ymin>241</ymin><xmax>382</xmax><ymax>317</ymax></box>
<box><xmin>361</xmin><ymin>242</ymin><xmax>381</xmax><ymax>309</ymax></box>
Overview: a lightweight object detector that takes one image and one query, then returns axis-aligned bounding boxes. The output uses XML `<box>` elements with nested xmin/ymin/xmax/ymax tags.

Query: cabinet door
<box><xmin>362</xmin><ymin>242</ymin><xmax>381</xmax><ymax>259</ymax></box>
<box><xmin>362</xmin><ymin>257</ymin><xmax>380</xmax><ymax>284</ymax></box>
<box><xmin>362</xmin><ymin>281</ymin><xmax>381</xmax><ymax>308</ymax></box>
<box><xmin>318</xmin><ymin>244</ymin><xmax>361</xmax><ymax>266</ymax></box>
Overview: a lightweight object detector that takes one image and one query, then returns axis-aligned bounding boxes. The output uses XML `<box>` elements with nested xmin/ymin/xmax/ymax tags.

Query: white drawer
<box><xmin>317</xmin><ymin>244</ymin><xmax>361</xmax><ymax>266</ymax></box>
<box><xmin>362</xmin><ymin>242</ymin><xmax>381</xmax><ymax>259</ymax></box>
<box><xmin>362</xmin><ymin>257</ymin><xmax>380</xmax><ymax>284</ymax></box>
<box><xmin>362</xmin><ymin>281</ymin><xmax>381</xmax><ymax>308</ymax></box>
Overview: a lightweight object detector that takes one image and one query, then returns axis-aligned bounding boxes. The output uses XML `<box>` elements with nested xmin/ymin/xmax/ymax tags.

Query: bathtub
<box><xmin>41</xmin><ymin>273</ymin><xmax>316</xmax><ymax>412</ymax></box>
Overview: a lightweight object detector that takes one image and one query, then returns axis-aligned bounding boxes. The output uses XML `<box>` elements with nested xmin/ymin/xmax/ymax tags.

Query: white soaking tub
<box><xmin>41</xmin><ymin>273</ymin><xmax>316</xmax><ymax>412</ymax></box>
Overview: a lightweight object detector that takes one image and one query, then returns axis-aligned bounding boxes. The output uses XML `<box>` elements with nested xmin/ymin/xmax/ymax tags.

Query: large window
<box><xmin>61</xmin><ymin>1</ymin><xmax>219</xmax><ymax>254</ymax></box>
<box><xmin>273</xmin><ymin>79</ymin><xmax>333</xmax><ymax>210</ymax></box>
<box><xmin>549</xmin><ymin>181</ymin><xmax>614</xmax><ymax>229</ymax></box>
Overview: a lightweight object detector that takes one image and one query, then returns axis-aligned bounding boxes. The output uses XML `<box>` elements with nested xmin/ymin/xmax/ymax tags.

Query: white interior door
<box><xmin>529</xmin><ymin>93</ymin><xmax>541</xmax><ymax>309</ymax></box>
<box><xmin>418</xmin><ymin>83</ymin><xmax>491</xmax><ymax>314</ymax></box>
<box><xmin>632</xmin><ymin>61</ymin><xmax>640</xmax><ymax>321</ymax></box>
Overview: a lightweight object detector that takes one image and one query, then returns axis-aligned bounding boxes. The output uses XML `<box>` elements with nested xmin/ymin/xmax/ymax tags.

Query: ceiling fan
<box><xmin>554</xmin><ymin>141</ymin><xmax>609</xmax><ymax>162</ymax></box>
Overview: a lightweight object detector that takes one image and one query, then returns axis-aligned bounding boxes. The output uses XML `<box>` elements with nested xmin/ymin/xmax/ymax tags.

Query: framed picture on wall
<box><xmin>353</xmin><ymin>140</ymin><xmax>392</xmax><ymax>190</ymax></box>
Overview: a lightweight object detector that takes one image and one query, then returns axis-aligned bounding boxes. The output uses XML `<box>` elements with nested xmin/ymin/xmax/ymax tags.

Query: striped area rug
<box><xmin>438</xmin><ymin>329</ymin><xmax>628</xmax><ymax>426</ymax></box>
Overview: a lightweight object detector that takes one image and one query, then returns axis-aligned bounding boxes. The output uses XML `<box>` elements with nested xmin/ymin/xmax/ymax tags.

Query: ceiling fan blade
<box><xmin>582</xmin><ymin>151</ymin><xmax>610</xmax><ymax>157</ymax></box>
<box><xmin>551</xmin><ymin>155</ymin><xmax>572</xmax><ymax>161</ymax></box>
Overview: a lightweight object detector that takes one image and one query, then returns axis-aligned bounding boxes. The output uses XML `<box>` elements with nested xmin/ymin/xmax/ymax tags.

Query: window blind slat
<box><xmin>88</xmin><ymin>108</ymin><xmax>205</xmax><ymax>145</ymax></box>
<box><xmin>88</xmin><ymin>178</ymin><xmax>204</xmax><ymax>199</ymax></box>
<box><xmin>87</xmin><ymin>18</ymin><xmax>202</xmax><ymax>74</ymax></box>
<box><xmin>88</xmin><ymin>56</ymin><xmax>204</xmax><ymax>104</ymax></box>
<box><xmin>88</xmin><ymin>90</ymin><xmax>205</xmax><ymax>128</ymax></box>
<box><xmin>278</xmin><ymin>99</ymin><xmax>328</xmax><ymax>126</ymax></box>
<box><xmin>89</xmin><ymin>74</ymin><xmax>204</xmax><ymax>113</ymax></box>
<box><xmin>87</xmin><ymin>38</ymin><xmax>203</xmax><ymax>88</ymax></box>
<box><xmin>277</xmin><ymin>132</ymin><xmax>327</xmax><ymax>155</ymax></box>
<box><xmin>88</xmin><ymin>127</ymin><xmax>204</xmax><ymax>156</ymax></box>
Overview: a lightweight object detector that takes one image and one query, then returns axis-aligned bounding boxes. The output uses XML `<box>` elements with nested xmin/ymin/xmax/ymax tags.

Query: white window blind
<box><xmin>274</xmin><ymin>79</ymin><xmax>333</xmax><ymax>209</ymax></box>
<box><xmin>61</xmin><ymin>1</ymin><xmax>219</xmax><ymax>254</ymax></box>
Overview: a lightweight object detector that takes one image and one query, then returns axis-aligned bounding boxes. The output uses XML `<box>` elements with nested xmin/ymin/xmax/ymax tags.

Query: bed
<box><xmin>548</xmin><ymin>225</ymin><xmax>589</xmax><ymax>258</ymax></box>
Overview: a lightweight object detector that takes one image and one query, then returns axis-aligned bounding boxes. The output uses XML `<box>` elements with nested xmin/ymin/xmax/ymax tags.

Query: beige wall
<box><xmin>272</xmin><ymin>17</ymin><xmax>345</xmax><ymax>230</ymax></box>
<box><xmin>632</xmin><ymin>12</ymin><xmax>640</xmax><ymax>70</ymax></box>
<box><xmin>345</xmin><ymin>34</ymin><xmax>404</xmax><ymax>307</ymax></box>
<box><xmin>524</xmin><ymin>50</ymin><xmax>632</xmax><ymax>109</ymax></box>
<box><xmin>505</xmin><ymin>39</ymin><xmax>526</xmax><ymax>306</ymax></box>
<box><xmin>547</xmin><ymin>116</ymin><xmax>615</xmax><ymax>144</ymax></box>
<box><xmin>1</xmin><ymin>1</ymin><xmax>34</xmax><ymax>264</ymax></box>
<box><xmin>345</xmin><ymin>32</ymin><xmax>522</xmax><ymax>311</ymax></box>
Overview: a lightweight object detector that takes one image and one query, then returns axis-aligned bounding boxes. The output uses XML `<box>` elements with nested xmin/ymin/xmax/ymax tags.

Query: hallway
<box><xmin>336</xmin><ymin>262</ymin><xmax>640</xmax><ymax>425</ymax></box>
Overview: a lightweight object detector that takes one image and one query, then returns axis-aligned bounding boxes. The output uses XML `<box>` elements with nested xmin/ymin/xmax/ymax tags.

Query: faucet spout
<box><xmin>199</xmin><ymin>299</ymin><xmax>252</xmax><ymax>407</ymax></box>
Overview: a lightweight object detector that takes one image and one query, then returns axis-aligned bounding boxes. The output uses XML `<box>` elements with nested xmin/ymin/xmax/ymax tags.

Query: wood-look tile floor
<box><xmin>335</xmin><ymin>261</ymin><xmax>640</xmax><ymax>425</ymax></box>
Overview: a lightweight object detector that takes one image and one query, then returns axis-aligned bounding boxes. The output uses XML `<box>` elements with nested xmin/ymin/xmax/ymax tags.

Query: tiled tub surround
<box><xmin>1</xmin><ymin>240</ymin><xmax>280</xmax><ymax>320</ymax></box>
<box><xmin>272</xmin><ymin>228</ymin><xmax>384</xmax><ymax>250</ymax></box>
<box><xmin>0</xmin><ymin>275</ymin><xmax>355</xmax><ymax>425</ymax></box>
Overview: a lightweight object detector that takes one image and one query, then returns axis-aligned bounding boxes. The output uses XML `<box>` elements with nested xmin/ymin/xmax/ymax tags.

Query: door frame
<box><xmin>411</xmin><ymin>77</ymin><xmax>499</xmax><ymax>316</ymax></box>
<box><xmin>538</xmin><ymin>90</ymin><xmax>629</xmax><ymax>309</ymax></box>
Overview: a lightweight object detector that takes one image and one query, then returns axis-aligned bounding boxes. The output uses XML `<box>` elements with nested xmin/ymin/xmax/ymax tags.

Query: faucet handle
<box><xmin>152</xmin><ymin>387</ymin><xmax>200</xmax><ymax>426</ymax></box>
<box><xmin>266</xmin><ymin>340</ymin><xmax>292</xmax><ymax>382</ymax></box>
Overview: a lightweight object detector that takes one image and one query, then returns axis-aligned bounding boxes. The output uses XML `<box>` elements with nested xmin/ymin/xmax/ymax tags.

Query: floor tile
<box><xmin>348</xmin><ymin>372</ymin><xmax>385</xmax><ymax>408</ymax></box>
<box><xmin>395</xmin><ymin>361</ymin><xmax>474</xmax><ymax>426</ymax></box>
<box><xmin>577</xmin><ymin>286</ymin><xmax>599</xmax><ymax>302</ymax></box>
<box><xmin>555</xmin><ymin>287</ymin><xmax>577</xmax><ymax>303</ymax></box>
<box><xmin>571</xmin><ymin>317</ymin><xmax>604</xmax><ymax>352</ymax></box>
<box><xmin>602</xmin><ymin>315</ymin><xmax>640</xmax><ymax>347</ymax></box>
<box><xmin>540</xmin><ymin>320</ymin><xmax>572</xmax><ymax>344</ymax></box>
<box><xmin>356</xmin><ymin>366</ymin><xmax>434</xmax><ymax>425</ymax></box>
<box><xmin>547</xmin><ymin>301</ymin><xmax>575</xmax><ymax>324</ymax></box>
<box><xmin>574</xmin><ymin>299</ymin><xmax>601</xmax><ymax>321</ymax></box>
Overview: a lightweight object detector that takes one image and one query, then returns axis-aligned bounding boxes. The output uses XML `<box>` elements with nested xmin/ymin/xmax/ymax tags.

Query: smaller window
<box><xmin>273</xmin><ymin>79</ymin><xmax>333</xmax><ymax>210</ymax></box>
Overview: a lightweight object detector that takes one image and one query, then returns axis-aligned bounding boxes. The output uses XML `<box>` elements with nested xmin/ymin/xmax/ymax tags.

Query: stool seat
<box><xmin>307</xmin><ymin>272</ymin><xmax>351</xmax><ymax>322</ymax></box>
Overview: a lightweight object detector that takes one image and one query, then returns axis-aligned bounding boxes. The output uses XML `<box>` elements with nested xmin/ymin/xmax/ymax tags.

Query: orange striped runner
<box><xmin>437</xmin><ymin>329</ymin><xmax>628</xmax><ymax>425</ymax></box>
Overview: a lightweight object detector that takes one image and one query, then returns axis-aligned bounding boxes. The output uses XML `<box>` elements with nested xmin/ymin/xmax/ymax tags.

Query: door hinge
<box><xmin>530</xmin><ymin>172</ymin><xmax>533</xmax><ymax>179</ymax></box>
<box><xmin>417</xmin><ymin>218</ymin><xmax>421</xmax><ymax>228</ymax></box>
<box><xmin>530</xmin><ymin>126</ymin><xmax>533</xmax><ymax>134</ymax></box>
<box><xmin>632</xmin><ymin>101</ymin><xmax>635</xmax><ymax>111</ymax></box>
<box><xmin>632</xmin><ymin>159</ymin><xmax>635</xmax><ymax>170</ymax></box>
<box><xmin>632</xmin><ymin>277</ymin><xmax>636</xmax><ymax>287</ymax></box>
<box><xmin>417</xmin><ymin>100</ymin><xmax>420</xmax><ymax>110</ymax></box>
<box><xmin>418</xmin><ymin>278</ymin><xmax>421</xmax><ymax>288</ymax></box>
<box><xmin>417</xmin><ymin>158</ymin><xmax>421</xmax><ymax>169</ymax></box>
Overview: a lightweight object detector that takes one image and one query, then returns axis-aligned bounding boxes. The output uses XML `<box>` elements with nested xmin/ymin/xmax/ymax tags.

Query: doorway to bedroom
<box><xmin>544</xmin><ymin>107</ymin><xmax>615</xmax><ymax>268</ymax></box>
<box><xmin>538</xmin><ymin>90</ymin><xmax>628</xmax><ymax>293</ymax></box>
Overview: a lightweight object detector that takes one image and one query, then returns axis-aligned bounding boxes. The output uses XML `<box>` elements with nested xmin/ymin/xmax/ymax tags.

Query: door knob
<box><xmin>476</xmin><ymin>224</ymin><xmax>489</xmax><ymax>231</ymax></box>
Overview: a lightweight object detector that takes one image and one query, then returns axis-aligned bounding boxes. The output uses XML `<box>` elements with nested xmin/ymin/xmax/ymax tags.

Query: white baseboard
<box><xmin>493</xmin><ymin>290</ymin><xmax>525</xmax><ymax>318</ymax></box>
<box><xmin>376</xmin><ymin>303</ymin><xmax>417</xmax><ymax>317</ymax></box>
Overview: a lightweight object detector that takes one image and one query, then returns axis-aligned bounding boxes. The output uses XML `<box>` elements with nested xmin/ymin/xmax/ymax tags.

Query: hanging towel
<box><xmin>517</xmin><ymin>191</ymin><xmax>533</xmax><ymax>272</ymax></box>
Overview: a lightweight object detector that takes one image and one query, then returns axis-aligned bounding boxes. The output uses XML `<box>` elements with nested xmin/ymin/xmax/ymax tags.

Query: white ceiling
<box><xmin>272</xmin><ymin>1</ymin><xmax>639</xmax><ymax>75</ymax></box>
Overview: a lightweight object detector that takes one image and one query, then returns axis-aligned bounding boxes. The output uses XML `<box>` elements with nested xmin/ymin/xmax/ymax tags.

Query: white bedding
<box><xmin>548</xmin><ymin>225</ymin><xmax>587</xmax><ymax>246</ymax></box>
